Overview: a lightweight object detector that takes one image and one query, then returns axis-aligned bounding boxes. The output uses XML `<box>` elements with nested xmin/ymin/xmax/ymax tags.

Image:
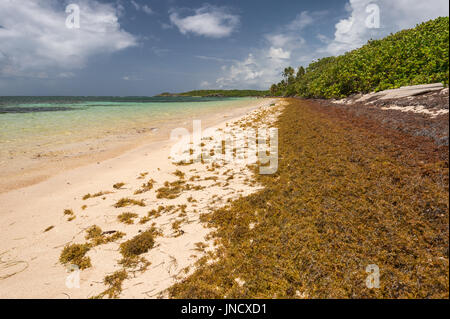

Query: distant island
<box><xmin>156</xmin><ymin>90</ymin><xmax>269</xmax><ymax>97</ymax></box>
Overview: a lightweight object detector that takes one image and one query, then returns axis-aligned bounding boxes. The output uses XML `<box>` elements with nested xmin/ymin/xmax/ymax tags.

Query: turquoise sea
<box><xmin>0</xmin><ymin>96</ymin><xmax>255</xmax><ymax>160</ymax></box>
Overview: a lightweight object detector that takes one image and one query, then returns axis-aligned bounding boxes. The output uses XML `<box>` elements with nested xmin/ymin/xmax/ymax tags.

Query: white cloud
<box><xmin>287</xmin><ymin>11</ymin><xmax>315</xmax><ymax>31</ymax></box>
<box><xmin>211</xmin><ymin>1</ymin><xmax>449</xmax><ymax>89</ymax></box>
<box><xmin>142</xmin><ymin>5</ymin><xmax>153</xmax><ymax>15</ymax></box>
<box><xmin>215</xmin><ymin>54</ymin><xmax>264</xmax><ymax>88</ymax></box>
<box><xmin>169</xmin><ymin>5</ymin><xmax>239</xmax><ymax>38</ymax></box>
<box><xmin>211</xmin><ymin>11</ymin><xmax>314</xmax><ymax>89</ymax></box>
<box><xmin>325</xmin><ymin>0</ymin><xmax>449</xmax><ymax>55</ymax></box>
<box><xmin>264</xmin><ymin>34</ymin><xmax>291</xmax><ymax>47</ymax></box>
<box><xmin>130</xmin><ymin>1</ymin><xmax>153</xmax><ymax>15</ymax></box>
<box><xmin>268</xmin><ymin>47</ymin><xmax>291</xmax><ymax>60</ymax></box>
<box><xmin>0</xmin><ymin>0</ymin><xmax>137</xmax><ymax>78</ymax></box>
<box><xmin>200</xmin><ymin>80</ymin><xmax>210</xmax><ymax>88</ymax></box>
<box><xmin>131</xmin><ymin>0</ymin><xmax>140</xmax><ymax>10</ymax></box>
<box><xmin>195</xmin><ymin>55</ymin><xmax>236</xmax><ymax>63</ymax></box>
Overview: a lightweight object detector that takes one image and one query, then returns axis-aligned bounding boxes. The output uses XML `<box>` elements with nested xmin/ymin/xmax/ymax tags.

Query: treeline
<box><xmin>158</xmin><ymin>90</ymin><xmax>269</xmax><ymax>97</ymax></box>
<box><xmin>270</xmin><ymin>17</ymin><xmax>449</xmax><ymax>98</ymax></box>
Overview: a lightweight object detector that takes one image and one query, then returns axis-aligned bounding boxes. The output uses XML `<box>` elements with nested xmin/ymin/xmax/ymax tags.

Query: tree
<box><xmin>270</xmin><ymin>84</ymin><xmax>278</xmax><ymax>96</ymax></box>
<box><xmin>282</xmin><ymin>67</ymin><xmax>295</xmax><ymax>81</ymax></box>
<box><xmin>296</xmin><ymin>66</ymin><xmax>305</xmax><ymax>79</ymax></box>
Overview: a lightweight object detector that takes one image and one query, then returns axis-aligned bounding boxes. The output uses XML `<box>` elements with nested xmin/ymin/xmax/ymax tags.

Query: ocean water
<box><xmin>0</xmin><ymin>96</ymin><xmax>256</xmax><ymax>160</ymax></box>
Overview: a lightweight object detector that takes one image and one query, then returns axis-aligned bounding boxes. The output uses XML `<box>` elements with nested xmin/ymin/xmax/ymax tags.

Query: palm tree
<box><xmin>282</xmin><ymin>67</ymin><xmax>295</xmax><ymax>80</ymax></box>
<box><xmin>296</xmin><ymin>66</ymin><xmax>305</xmax><ymax>79</ymax></box>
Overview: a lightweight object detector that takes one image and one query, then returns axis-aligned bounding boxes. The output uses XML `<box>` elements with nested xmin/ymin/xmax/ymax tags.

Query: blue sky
<box><xmin>0</xmin><ymin>0</ymin><xmax>448</xmax><ymax>96</ymax></box>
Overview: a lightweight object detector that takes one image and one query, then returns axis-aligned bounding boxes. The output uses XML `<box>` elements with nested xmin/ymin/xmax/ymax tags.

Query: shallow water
<box><xmin>0</xmin><ymin>96</ymin><xmax>255</xmax><ymax>159</ymax></box>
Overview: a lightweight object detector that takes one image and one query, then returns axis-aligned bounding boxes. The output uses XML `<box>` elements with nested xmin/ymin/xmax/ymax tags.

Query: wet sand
<box><xmin>0</xmin><ymin>99</ymin><xmax>269</xmax><ymax>193</ymax></box>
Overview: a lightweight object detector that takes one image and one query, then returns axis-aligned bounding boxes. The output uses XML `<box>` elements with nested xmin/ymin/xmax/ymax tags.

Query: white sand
<box><xmin>0</xmin><ymin>98</ymin><xmax>282</xmax><ymax>299</ymax></box>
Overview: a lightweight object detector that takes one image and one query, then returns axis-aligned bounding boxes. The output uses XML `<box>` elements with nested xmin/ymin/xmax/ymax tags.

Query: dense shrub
<box><xmin>271</xmin><ymin>17</ymin><xmax>449</xmax><ymax>98</ymax></box>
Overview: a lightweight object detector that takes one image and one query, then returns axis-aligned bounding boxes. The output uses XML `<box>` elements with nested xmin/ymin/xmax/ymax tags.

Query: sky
<box><xmin>0</xmin><ymin>0</ymin><xmax>448</xmax><ymax>96</ymax></box>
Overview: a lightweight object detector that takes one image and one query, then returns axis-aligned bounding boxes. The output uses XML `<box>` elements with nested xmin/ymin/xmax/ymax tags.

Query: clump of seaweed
<box><xmin>59</xmin><ymin>243</ymin><xmax>92</xmax><ymax>270</ymax></box>
<box><xmin>134</xmin><ymin>179</ymin><xmax>155</xmax><ymax>195</ymax></box>
<box><xmin>113</xmin><ymin>182</ymin><xmax>125</xmax><ymax>189</ymax></box>
<box><xmin>119</xmin><ymin>229</ymin><xmax>156</xmax><ymax>258</ymax></box>
<box><xmin>93</xmin><ymin>227</ymin><xmax>159</xmax><ymax>299</ymax></box>
<box><xmin>173</xmin><ymin>170</ymin><xmax>185</xmax><ymax>179</ymax></box>
<box><xmin>83</xmin><ymin>191</ymin><xmax>112</xmax><ymax>200</ymax></box>
<box><xmin>139</xmin><ymin>216</ymin><xmax>151</xmax><ymax>224</ymax></box>
<box><xmin>194</xmin><ymin>242</ymin><xmax>208</xmax><ymax>252</ymax></box>
<box><xmin>85</xmin><ymin>225</ymin><xmax>102</xmax><ymax>239</ymax></box>
<box><xmin>172</xmin><ymin>219</ymin><xmax>185</xmax><ymax>237</ymax></box>
<box><xmin>64</xmin><ymin>209</ymin><xmax>76</xmax><ymax>221</ymax></box>
<box><xmin>156</xmin><ymin>180</ymin><xmax>186</xmax><ymax>199</ymax></box>
<box><xmin>44</xmin><ymin>225</ymin><xmax>54</xmax><ymax>232</ymax></box>
<box><xmin>64</xmin><ymin>209</ymin><xmax>74</xmax><ymax>216</ymax></box>
<box><xmin>85</xmin><ymin>225</ymin><xmax>125</xmax><ymax>246</ymax></box>
<box><xmin>189</xmin><ymin>175</ymin><xmax>201</xmax><ymax>182</ymax></box>
<box><xmin>114</xmin><ymin>198</ymin><xmax>145</xmax><ymax>208</ymax></box>
<box><xmin>117</xmin><ymin>212</ymin><xmax>138</xmax><ymax>225</ymax></box>
<box><xmin>95</xmin><ymin>270</ymin><xmax>128</xmax><ymax>299</ymax></box>
<box><xmin>118</xmin><ymin>256</ymin><xmax>151</xmax><ymax>274</ymax></box>
<box><xmin>174</xmin><ymin>160</ymin><xmax>193</xmax><ymax>166</ymax></box>
<box><xmin>146</xmin><ymin>205</ymin><xmax>175</xmax><ymax>219</ymax></box>
<box><xmin>137</xmin><ymin>172</ymin><xmax>148</xmax><ymax>179</ymax></box>
<box><xmin>187</xmin><ymin>196</ymin><xmax>197</xmax><ymax>203</ymax></box>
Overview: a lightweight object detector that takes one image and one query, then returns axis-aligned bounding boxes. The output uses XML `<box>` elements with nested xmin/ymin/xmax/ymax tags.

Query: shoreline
<box><xmin>0</xmin><ymin>98</ymin><xmax>280</xmax><ymax>298</ymax></box>
<box><xmin>0</xmin><ymin>98</ymin><xmax>269</xmax><ymax>194</ymax></box>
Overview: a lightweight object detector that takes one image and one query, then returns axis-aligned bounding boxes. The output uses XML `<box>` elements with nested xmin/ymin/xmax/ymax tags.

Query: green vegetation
<box><xmin>158</xmin><ymin>90</ymin><xmax>269</xmax><ymax>97</ymax></box>
<box><xmin>169</xmin><ymin>98</ymin><xmax>448</xmax><ymax>299</ymax></box>
<box><xmin>270</xmin><ymin>17</ymin><xmax>449</xmax><ymax>98</ymax></box>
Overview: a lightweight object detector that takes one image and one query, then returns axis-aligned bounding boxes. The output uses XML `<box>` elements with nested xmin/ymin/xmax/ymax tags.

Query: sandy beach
<box><xmin>0</xmin><ymin>98</ymin><xmax>268</xmax><ymax>194</ymax></box>
<box><xmin>0</xmin><ymin>98</ymin><xmax>280</xmax><ymax>298</ymax></box>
